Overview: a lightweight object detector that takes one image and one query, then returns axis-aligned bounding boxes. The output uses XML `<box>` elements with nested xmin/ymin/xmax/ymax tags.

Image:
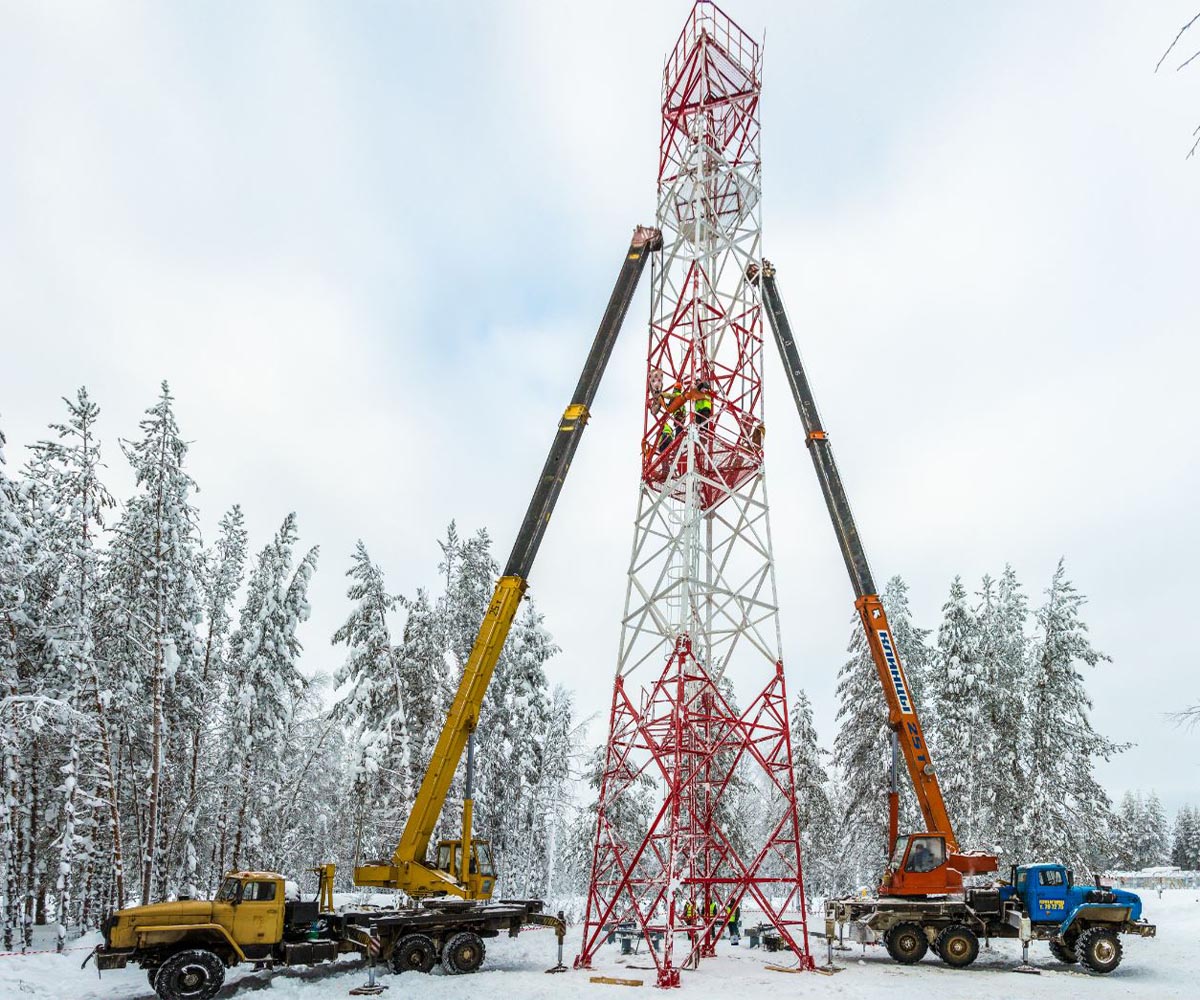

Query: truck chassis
<box><xmin>826</xmin><ymin>888</ymin><xmax>1156</xmax><ymax>975</ymax></box>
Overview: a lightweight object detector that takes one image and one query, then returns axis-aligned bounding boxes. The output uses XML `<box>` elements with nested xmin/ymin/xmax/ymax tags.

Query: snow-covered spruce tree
<box><xmin>788</xmin><ymin>688</ymin><xmax>836</xmax><ymax>899</ymax></box>
<box><xmin>1022</xmin><ymin>560</ymin><xmax>1124</xmax><ymax>869</ymax></box>
<box><xmin>97</xmin><ymin>382</ymin><xmax>204</xmax><ymax>905</ymax></box>
<box><xmin>431</xmin><ymin>526</ymin><xmax>562</xmax><ymax>896</ymax></box>
<box><xmin>0</xmin><ymin>420</ymin><xmax>47</xmax><ymax>948</ymax></box>
<box><xmin>831</xmin><ymin>618</ymin><xmax>886</xmax><ymax>888</ymax></box>
<box><xmin>270</xmin><ymin>672</ymin><xmax>351</xmax><ymax>876</ymax></box>
<box><xmin>332</xmin><ymin>541</ymin><xmax>412</xmax><ymax>863</ymax></box>
<box><xmin>1113</xmin><ymin>791</ymin><xmax>1143</xmax><ymax>869</ymax></box>
<box><xmin>394</xmin><ymin>586</ymin><xmax>448</xmax><ymax>803</ymax></box>
<box><xmin>1171</xmin><ymin>804</ymin><xmax>1200</xmax><ymax>869</ymax></box>
<box><xmin>974</xmin><ymin>566</ymin><xmax>1031</xmax><ymax>867</ymax></box>
<box><xmin>534</xmin><ymin>684</ymin><xmax>579</xmax><ymax>900</ymax></box>
<box><xmin>832</xmin><ymin>575</ymin><xmax>931</xmax><ymax>888</ymax></box>
<box><xmin>24</xmin><ymin>389</ymin><xmax>116</xmax><ymax>944</ymax></box>
<box><xmin>221</xmin><ymin>513</ymin><xmax>318</xmax><ymax>872</ymax></box>
<box><xmin>191</xmin><ymin>506</ymin><xmax>247</xmax><ymax>895</ymax></box>
<box><xmin>1142</xmin><ymin>791</ymin><xmax>1170</xmax><ymax>868</ymax></box>
<box><xmin>476</xmin><ymin>602</ymin><xmax>555</xmax><ymax>897</ymax></box>
<box><xmin>927</xmin><ymin>576</ymin><xmax>985</xmax><ymax>849</ymax></box>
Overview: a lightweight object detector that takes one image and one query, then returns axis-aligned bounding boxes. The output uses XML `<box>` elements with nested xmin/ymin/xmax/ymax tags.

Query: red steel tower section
<box><xmin>575</xmin><ymin>3</ymin><xmax>814</xmax><ymax>987</ymax></box>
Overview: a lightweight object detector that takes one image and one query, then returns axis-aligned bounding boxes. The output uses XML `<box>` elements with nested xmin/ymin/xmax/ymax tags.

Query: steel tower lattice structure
<box><xmin>575</xmin><ymin>2</ymin><xmax>814</xmax><ymax>987</ymax></box>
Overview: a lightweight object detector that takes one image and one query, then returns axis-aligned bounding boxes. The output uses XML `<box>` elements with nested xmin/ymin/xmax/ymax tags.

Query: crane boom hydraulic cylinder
<box><xmin>354</xmin><ymin>226</ymin><xmax>663</xmax><ymax>897</ymax></box>
<box><xmin>752</xmin><ymin>259</ymin><xmax>957</xmax><ymax>849</ymax></box>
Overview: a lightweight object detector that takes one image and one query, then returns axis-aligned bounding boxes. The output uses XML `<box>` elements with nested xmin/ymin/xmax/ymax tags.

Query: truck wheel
<box><xmin>1076</xmin><ymin>926</ymin><xmax>1122</xmax><ymax>974</ymax></box>
<box><xmin>391</xmin><ymin>934</ymin><xmax>437</xmax><ymax>974</ymax></box>
<box><xmin>934</xmin><ymin>925</ymin><xmax>979</xmax><ymax>968</ymax></box>
<box><xmin>146</xmin><ymin>967</ymin><xmax>161</xmax><ymax>989</ymax></box>
<box><xmin>153</xmin><ymin>949</ymin><xmax>226</xmax><ymax>1000</ymax></box>
<box><xmin>1049</xmin><ymin>939</ymin><xmax>1078</xmax><ymax>964</ymax></box>
<box><xmin>884</xmin><ymin>923</ymin><xmax>928</xmax><ymax>964</ymax></box>
<box><xmin>441</xmin><ymin>931</ymin><xmax>486</xmax><ymax>974</ymax></box>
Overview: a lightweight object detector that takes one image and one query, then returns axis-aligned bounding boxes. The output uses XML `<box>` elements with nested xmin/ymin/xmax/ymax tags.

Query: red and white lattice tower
<box><xmin>575</xmin><ymin>2</ymin><xmax>814</xmax><ymax>987</ymax></box>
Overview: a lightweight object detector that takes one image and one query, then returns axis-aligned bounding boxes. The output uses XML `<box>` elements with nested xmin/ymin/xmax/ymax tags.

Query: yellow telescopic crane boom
<box><xmin>355</xmin><ymin>226</ymin><xmax>663</xmax><ymax>899</ymax></box>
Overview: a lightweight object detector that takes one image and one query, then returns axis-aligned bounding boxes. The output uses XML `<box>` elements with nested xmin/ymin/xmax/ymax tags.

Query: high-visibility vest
<box><xmin>694</xmin><ymin>393</ymin><xmax>712</xmax><ymax>415</ymax></box>
<box><xmin>683</xmin><ymin>901</ymin><xmax>695</xmax><ymax>919</ymax></box>
<box><xmin>659</xmin><ymin>421</ymin><xmax>675</xmax><ymax>441</ymax></box>
<box><xmin>708</xmin><ymin>902</ymin><xmax>718</xmax><ymax>918</ymax></box>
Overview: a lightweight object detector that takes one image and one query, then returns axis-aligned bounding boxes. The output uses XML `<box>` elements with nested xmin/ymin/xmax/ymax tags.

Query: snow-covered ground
<box><xmin>3</xmin><ymin>889</ymin><xmax>1195</xmax><ymax>999</ymax></box>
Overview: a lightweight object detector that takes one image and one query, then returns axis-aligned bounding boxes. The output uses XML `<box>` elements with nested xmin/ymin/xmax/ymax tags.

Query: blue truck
<box><xmin>826</xmin><ymin>860</ymin><xmax>1156</xmax><ymax>974</ymax></box>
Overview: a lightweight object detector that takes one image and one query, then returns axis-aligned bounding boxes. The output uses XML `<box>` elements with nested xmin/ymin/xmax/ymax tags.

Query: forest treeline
<box><xmin>1</xmin><ymin>384</ymin><xmax>1190</xmax><ymax>953</ymax></box>
<box><xmin>0</xmin><ymin>385</ymin><xmax>573</xmax><ymax>951</ymax></box>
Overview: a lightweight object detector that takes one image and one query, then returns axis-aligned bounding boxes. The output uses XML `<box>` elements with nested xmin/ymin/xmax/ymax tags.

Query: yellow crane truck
<box><xmin>85</xmin><ymin>226</ymin><xmax>663</xmax><ymax>1000</ymax></box>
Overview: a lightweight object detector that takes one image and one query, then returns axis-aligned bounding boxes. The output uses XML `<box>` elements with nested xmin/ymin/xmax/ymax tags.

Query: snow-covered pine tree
<box><xmin>476</xmin><ymin>602</ymin><xmax>555</xmax><ymax>897</ymax></box>
<box><xmin>1171</xmin><ymin>805</ymin><xmax>1200</xmax><ymax>870</ymax></box>
<box><xmin>1023</xmin><ymin>560</ymin><xmax>1124</xmax><ymax>868</ymax></box>
<box><xmin>928</xmin><ymin>576</ymin><xmax>985</xmax><ymax>848</ymax></box>
<box><xmin>332</xmin><ymin>541</ymin><xmax>412</xmax><ymax>862</ymax></box>
<box><xmin>1113</xmin><ymin>791</ymin><xmax>1143</xmax><ymax>869</ymax></box>
<box><xmin>97</xmin><ymin>382</ymin><xmax>204</xmax><ymax>904</ymax></box>
<box><xmin>974</xmin><ymin>566</ymin><xmax>1030</xmax><ymax>866</ymax></box>
<box><xmin>788</xmin><ymin>688</ymin><xmax>836</xmax><ymax>898</ymax></box>
<box><xmin>0</xmin><ymin>419</ymin><xmax>45</xmax><ymax>948</ymax></box>
<box><xmin>535</xmin><ymin>684</ymin><xmax>578</xmax><ymax>900</ymax></box>
<box><xmin>24</xmin><ymin>389</ymin><xmax>115</xmax><ymax>945</ymax></box>
<box><xmin>1142</xmin><ymin>791</ymin><xmax>1170</xmax><ymax>868</ymax></box>
<box><xmin>394</xmin><ymin>587</ymin><xmax>447</xmax><ymax>802</ymax></box>
<box><xmin>221</xmin><ymin>513</ymin><xmax>318</xmax><ymax>872</ymax></box>
<box><xmin>191</xmin><ymin>506</ymin><xmax>247</xmax><ymax>894</ymax></box>
<box><xmin>831</xmin><ymin>575</ymin><xmax>930</xmax><ymax>888</ymax></box>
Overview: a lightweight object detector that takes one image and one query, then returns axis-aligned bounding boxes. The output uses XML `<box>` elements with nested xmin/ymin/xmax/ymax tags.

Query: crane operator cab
<box><xmin>435</xmin><ymin>839</ymin><xmax>497</xmax><ymax>899</ymax></box>
<box><xmin>881</xmin><ymin>833</ymin><xmax>999</xmax><ymax>897</ymax></box>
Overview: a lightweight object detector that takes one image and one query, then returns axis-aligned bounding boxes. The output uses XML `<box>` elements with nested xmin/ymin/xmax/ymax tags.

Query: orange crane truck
<box><xmin>754</xmin><ymin>260</ymin><xmax>1155</xmax><ymax>973</ymax></box>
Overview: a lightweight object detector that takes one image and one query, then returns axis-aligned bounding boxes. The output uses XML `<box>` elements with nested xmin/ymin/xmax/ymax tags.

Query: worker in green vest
<box><xmin>694</xmin><ymin>379</ymin><xmax>713</xmax><ymax>424</ymax></box>
<box><xmin>657</xmin><ymin>419</ymin><xmax>675</xmax><ymax>453</ymax></box>
<box><xmin>665</xmin><ymin>382</ymin><xmax>685</xmax><ymax>435</ymax></box>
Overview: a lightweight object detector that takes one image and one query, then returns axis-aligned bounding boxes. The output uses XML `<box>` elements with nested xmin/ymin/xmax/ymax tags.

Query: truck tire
<box><xmin>1076</xmin><ymin>926</ymin><xmax>1122</xmax><ymax>975</ymax></box>
<box><xmin>391</xmin><ymin>934</ymin><xmax>437</xmax><ymax>974</ymax></box>
<box><xmin>1049</xmin><ymin>939</ymin><xmax>1078</xmax><ymax>964</ymax></box>
<box><xmin>153</xmin><ymin>949</ymin><xmax>226</xmax><ymax>1000</ymax></box>
<box><xmin>884</xmin><ymin>923</ymin><xmax>928</xmax><ymax>964</ymax></box>
<box><xmin>441</xmin><ymin>931</ymin><xmax>486</xmax><ymax>974</ymax></box>
<box><xmin>934</xmin><ymin>925</ymin><xmax>978</xmax><ymax>968</ymax></box>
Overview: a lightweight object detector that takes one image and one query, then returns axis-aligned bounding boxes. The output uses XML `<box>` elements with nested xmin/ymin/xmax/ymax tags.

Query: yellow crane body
<box><xmin>351</xmin><ymin>226</ymin><xmax>662</xmax><ymax>899</ymax></box>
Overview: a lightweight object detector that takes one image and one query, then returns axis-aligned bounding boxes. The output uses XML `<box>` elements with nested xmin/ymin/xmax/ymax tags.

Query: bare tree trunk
<box><xmin>79</xmin><ymin>815</ymin><xmax>96</xmax><ymax>929</ymax></box>
<box><xmin>55</xmin><ymin>725</ymin><xmax>78</xmax><ymax>950</ymax></box>
<box><xmin>23</xmin><ymin>738</ymin><xmax>38</xmax><ymax>950</ymax></box>
<box><xmin>1</xmin><ymin>716</ymin><xmax>18</xmax><ymax>951</ymax></box>
<box><xmin>229</xmin><ymin>747</ymin><xmax>254</xmax><ymax>872</ymax></box>
<box><xmin>92</xmin><ymin>679</ymin><xmax>125</xmax><ymax>908</ymax></box>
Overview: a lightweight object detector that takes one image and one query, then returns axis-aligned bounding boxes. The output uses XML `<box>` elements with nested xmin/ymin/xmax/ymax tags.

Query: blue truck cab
<box><xmin>996</xmin><ymin>862</ymin><xmax>1154</xmax><ymax>973</ymax></box>
<box><xmin>1004</xmin><ymin>863</ymin><xmax>1142</xmax><ymax>924</ymax></box>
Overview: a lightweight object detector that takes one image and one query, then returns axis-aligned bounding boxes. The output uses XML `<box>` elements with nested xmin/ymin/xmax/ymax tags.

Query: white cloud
<box><xmin>2</xmin><ymin>0</ymin><xmax>1197</xmax><ymax>814</ymax></box>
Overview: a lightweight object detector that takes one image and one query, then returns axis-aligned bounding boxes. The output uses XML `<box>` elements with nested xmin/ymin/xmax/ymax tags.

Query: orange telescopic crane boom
<box><xmin>754</xmin><ymin>260</ymin><xmax>996</xmax><ymax>896</ymax></box>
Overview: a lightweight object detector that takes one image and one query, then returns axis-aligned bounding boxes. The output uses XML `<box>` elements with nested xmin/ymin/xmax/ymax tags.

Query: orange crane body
<box><xmin>756</xmin><ymin>260</ymin><xmax>997</xmax><ymax>897</ymax></box>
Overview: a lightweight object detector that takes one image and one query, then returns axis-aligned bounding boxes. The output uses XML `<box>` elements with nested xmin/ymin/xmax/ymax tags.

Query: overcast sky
<box><xmin>2</xmin><ymin>1</ymin><xmax>1198</xmax><ymax>816</ymax></box>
